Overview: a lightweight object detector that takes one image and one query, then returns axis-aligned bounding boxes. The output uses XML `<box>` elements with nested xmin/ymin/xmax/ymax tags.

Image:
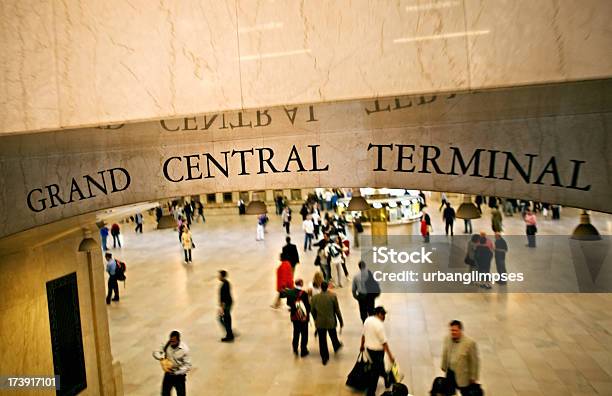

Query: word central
<box><xmin>163</xmin><ymin>145</ymin><xmax>329</xmax><ymax>182</ymax></box>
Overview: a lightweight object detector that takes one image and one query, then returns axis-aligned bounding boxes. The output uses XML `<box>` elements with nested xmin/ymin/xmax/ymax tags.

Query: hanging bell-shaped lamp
<box><xmin>571</xmin><ymin>210</ymin><xmax>601</xmax><ymax>241</ymax></box>
<box><xmin>456</xmin><ymin>194</ymin><xmax>481</xmax><ymax>219</ymax></box>
<box><xmin>347</xmin><ymin>189</ymin><xmax>370</xmax><ymax>211</ymax></box>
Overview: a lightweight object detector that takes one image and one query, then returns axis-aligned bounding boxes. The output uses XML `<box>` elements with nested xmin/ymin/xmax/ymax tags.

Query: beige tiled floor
<box><xmin>106</xmin><ymin>203</ymin><xmax>612</xmax><ymax>395</ymax></box>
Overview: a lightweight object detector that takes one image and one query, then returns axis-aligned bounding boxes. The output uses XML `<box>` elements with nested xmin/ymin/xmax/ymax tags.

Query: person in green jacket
<box><xmin>491</xmin><ymin>206</ymin><xmax>503</xmax><ymax>233</ymax></box>
<box><xmin>310</xmin><ymin>282</ymin><xmax>343</xmax><ymax>365</ymax></box>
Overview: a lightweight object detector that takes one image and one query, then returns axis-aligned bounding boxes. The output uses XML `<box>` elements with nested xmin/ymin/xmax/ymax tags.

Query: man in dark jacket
<box><xmin>218</xmin><ymin>270</ymin><xmax>234</xmax><ymax>342</ymax></box>
<box><xmin>281</xmin><ymin>236</ymin><xmax>300</xmax><ymax>272</ymax></box>
<box><xmin>310</xmin><ymin>282</ymin><xmax>343</xmax><ymax>365</ymax></box>
<box><xmin>351</xmin><ymin>261</ymin><xmax>380</xmax><ymax>322</ymax></box>
<box><xmin>286</xmin><ymin>279</ymin><xmax>310</xmax><ymax>357</ymax></box>
<box><xmin>443</xmin><ymin>203</ymin><xmax>456</xmax><ymax>236</ymax></box>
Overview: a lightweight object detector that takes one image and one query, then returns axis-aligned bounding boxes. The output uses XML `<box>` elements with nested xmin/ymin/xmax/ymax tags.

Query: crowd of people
<box><xmin>104</xmin><ymin>191</ymin><xmax>573</xmax><ymax>395</ymax></box>
<box><xmin>420</xmin><ymin>194</ymin><xmax>551</xmax><ymax>251</ymax></box>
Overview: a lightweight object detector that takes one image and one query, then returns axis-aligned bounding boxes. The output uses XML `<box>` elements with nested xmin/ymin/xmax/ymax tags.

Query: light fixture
<box><xmin>393</xmin><ymin>30</ymin><xmax>490</xmax><ymax>44</ymax></box>
<box><xmin>246</xmin><ymin>192</ymin><xmax>268</xmax><ymax>215</ymax></box>
<box><xmin>456</xmin><ymin>194</ymin><xmax>481</xmax><ymax>219</ymax></box>
<box><xmin>78</xmin><ymin>229</ymin><xmax>99</xmax><ymax>252</ymax></box>
<box><xmin>571</xmin><ymin>210</ymin><xmax>602</xmax><ymax>241</ymax></box>
<box><xmin>239</xmin><ymin>49</ymin><xmax>311</xmax><ymax>62</ymax></box>
<box><xmin>347</xmin><ymin>190</ymin><xmax>370</xmax><ymax>211</ymax></box>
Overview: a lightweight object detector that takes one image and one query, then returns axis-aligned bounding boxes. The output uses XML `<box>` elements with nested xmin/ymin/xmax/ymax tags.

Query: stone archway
<box><xmin>1</xmin><ymin>79</ymin><xmax>611</xmax><ymax>239</ymax></box>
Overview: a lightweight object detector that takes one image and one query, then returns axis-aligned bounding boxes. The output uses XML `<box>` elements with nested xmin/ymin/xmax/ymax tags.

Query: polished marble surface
<box><xmin>2</xmin><ymin>0</ymin><xmax>611</xmax><ymax>134</ymax></box>
<box><xmin>107</xmin><ymin>201</ymin><xmax>612</xmax><ymax>395</ymax></box>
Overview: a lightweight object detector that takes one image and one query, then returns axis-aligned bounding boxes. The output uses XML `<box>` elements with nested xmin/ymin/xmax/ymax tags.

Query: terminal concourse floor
<box><xmin>106</xmin><ymin>203</ymin><xmax>612</xmax><ymax>396</ymax></box>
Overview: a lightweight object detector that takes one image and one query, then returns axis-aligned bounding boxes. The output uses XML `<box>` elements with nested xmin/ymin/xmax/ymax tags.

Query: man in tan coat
<box><xmin>441</xmin><ymin>320</ymin><xmax>479</xmax><ymax>395</ymax></box>
<box><xmin>311</xmin><ymin>281</ymin><xmax>343</xmax><ymax>365</ymax></box>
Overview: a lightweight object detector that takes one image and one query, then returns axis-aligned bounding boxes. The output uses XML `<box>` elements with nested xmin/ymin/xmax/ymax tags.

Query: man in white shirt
<box><xmin>153</xmin><ymin>330</ymin><xmax>192</xmax><ymax>396</ymax></box>
<box><xmin>360</xmin><ymin>306</ymin><xmax>395</xmax><ymax>396</ymax></box>
<box><xmin>302</xmin><ymin>215</ymin><xmax>314</xmax><ymax>251</ymax></box>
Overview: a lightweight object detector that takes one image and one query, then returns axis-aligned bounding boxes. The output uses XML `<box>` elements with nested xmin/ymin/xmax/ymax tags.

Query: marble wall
<box><xmin>0</xmin><ymin>80</ymin><xmax>610</xmax><ymax>239</ymax></box>
<box><xmin>1</xmin><ymin>0</ymin><xmax>611</xmax><ymax>134</ymax></box>
<box><xmin>0</xmin><ymin>227</ymin><xmax>118</xmax><ymax>395</ymax></box>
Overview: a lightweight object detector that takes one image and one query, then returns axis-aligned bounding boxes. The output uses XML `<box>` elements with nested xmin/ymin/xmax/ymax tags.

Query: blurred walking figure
<box><xmin>100</xmin><ymin>224</ymin><xmax>109</xmax><ymax>251</ymax></box>
<box><xmin>441</xmin><ymin>320</ymin><xmax>480</xmax><ymax>396</ymax></box>
<box><xmin>152</xmin><ymin>330</ymin><xmax>191</xmax><ymax>396</ymax></box>
<box><xmin>311</xmin><ymin>282</ymin><xmax>344</xmax><ymax>365</ymax></box>
<box><xmin>218</xmin><ymin>270</ymin><xmax>234</xmax><ymax>342</ymax></box>
<box><xmin>181</xmin><ymin>226</ymin><xmax>193</xmax><ymax>263</ymax></box>
<box><xmin>111</xmin><ymin>223</ymin><xmax>121</xmax><ymax>248</ymax></box>
<box><xmin>421</xmin><ymin>209</ymin><xmax>432</xmax><ymax>243</ymax></box>
<box><xmin>524</xmin><ymin>209</ymin><xmax>537</xmax><ymax>247</ymax></box>
<box><xmin>443</xmin><ymin>203</ymin><xmax>456</xmax><ymax>236</ymax></box>
<box><xmin>282</xmin><ymin>206</ymin><xmax>292</xmax><ymax>234</ymax></box>
<box><xmin>351</xmin><ymin>261</ymin><xmax>380</xmax><ymax>323</ymax></box>
<box><xmin>256</xmin><ymin>214</ymin><xmax>266</xmax><ymax>241</ymax></box>
<box><xmin>286</xmin><ymin>279</ymin><xmax>310</xmax><ymax>357</ymax></box>
<box><xmin>327</xmin><ymin>236</ymin><xmax>347</xmax><ymax>287</ymax></box>
<box><xmin>271</xmin><ymin>253</ymin><xmax>294</xmax><ymax>309</ymax></box>
<box><xmin>474</xmin><ymin>232</ymin><xmax>494</xmax><ymax>289</ymax></box>
<box><xmin>439</xmin><ymin>192</ymin><xmax>449</xmax><ymax>211</ymax></box>
<box><xmin>281</xmin><ymin>236</ymin><xmax>300</xmax><ymax>273</ymax></box>
<box><xmin>302</xmin><ymin>215</ymin><xmax>315</xmax><ymax>251</ymax></box>
<box><xmin>475</xmin><ymin>195</ymin><xmax>484</xmax><ymax>213</ymax></box>
<box><xmin>134</xmin><ymin>212</ymin><xmax>143</xmax><ymax>233</ymax></box>
<box><xmin>491</xmin><ymin>206</ymin><xmax>503</xmax><ymax>233</ymax></box>
<box><xmin>494</xmin><ymin>233</ymin><xmax>508</xmax><ymax>285</ymax></box>
<box><xmin>463</xmin><ymin>218</ymin><xmax>473</xmax><ymax>234</ymax></box>
<box><xmin>360</xmin><ymin>306</ymin><xmax>396</xmax><ymax>396</ymax></box>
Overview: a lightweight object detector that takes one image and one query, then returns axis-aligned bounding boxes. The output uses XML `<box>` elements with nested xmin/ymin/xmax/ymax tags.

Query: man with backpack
<box><xmin>286</xmin><ymin>279</ymin><xmax>310</xmax><ymax>357</ymax></box>
<box><xmin>105</xmin><ymin>252</ymin><xmax>126</xmax><ymax>304</ymax></box>
<box><xmin>351</xmin><ymin>261</ymin><xmax>380</xmax><ymax>323</ymax></box>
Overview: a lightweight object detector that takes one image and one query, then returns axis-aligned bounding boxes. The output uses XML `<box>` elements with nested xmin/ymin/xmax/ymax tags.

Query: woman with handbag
<box><xmin>181</xmin><ymin>226</ymin><xmax>193</xmax><ymax>263</ymax></box>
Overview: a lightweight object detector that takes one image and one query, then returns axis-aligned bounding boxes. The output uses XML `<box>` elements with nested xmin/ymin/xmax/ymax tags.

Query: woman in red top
<box><xmin>524</xmin><ymin>209</ymin><xmax>538</xmax><ymax>247</ymax></box>
<box><xmin>272</xmin><ymin>253</ymin><xmax>294</xmax><ymax>309</ymax></box>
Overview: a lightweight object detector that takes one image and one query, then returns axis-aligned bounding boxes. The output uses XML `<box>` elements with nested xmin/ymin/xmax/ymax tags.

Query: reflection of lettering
<box><xmin>96</xmin><ymin>124</ymin><xmax>125</xmax><ymax>130</ymax></box>
<box><xmin>365</xmin><ymin>93</ymin><xmax>456</xmax><ymax>115</ymax></box>
<box><xmin>367</xmin><ymin>143</ymin><xmax>591</xmax><ymax>191</ymax></box>
<box><xmin>162</xmin><ymin>145</ymin><xmax>329</xmax><ymax>183</ymax></box>
<box><xmin>159</xmin><ymin>105</ymin><xmax>319</xmax><ymax>132</ymax></box>
<box><xmin>26</xmin><ymin>168</ymin><xmax>131</xmax><ymax>213</ymax></box>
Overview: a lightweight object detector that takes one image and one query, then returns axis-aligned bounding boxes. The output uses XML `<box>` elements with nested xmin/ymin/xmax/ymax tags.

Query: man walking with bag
<box><xmin>360</xmin><ymin>306</ymin><xmax>396</xmax><ymax>396</ymax></box>
<box><xmin>352</xmin><ymin>261</ymin><xmax>380</xmax><ymax>323</ymax></box>
<box><xmin>152</xmin><ymin>330</ymin><xmax>192</xmax><ymax>396</ymax></box>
